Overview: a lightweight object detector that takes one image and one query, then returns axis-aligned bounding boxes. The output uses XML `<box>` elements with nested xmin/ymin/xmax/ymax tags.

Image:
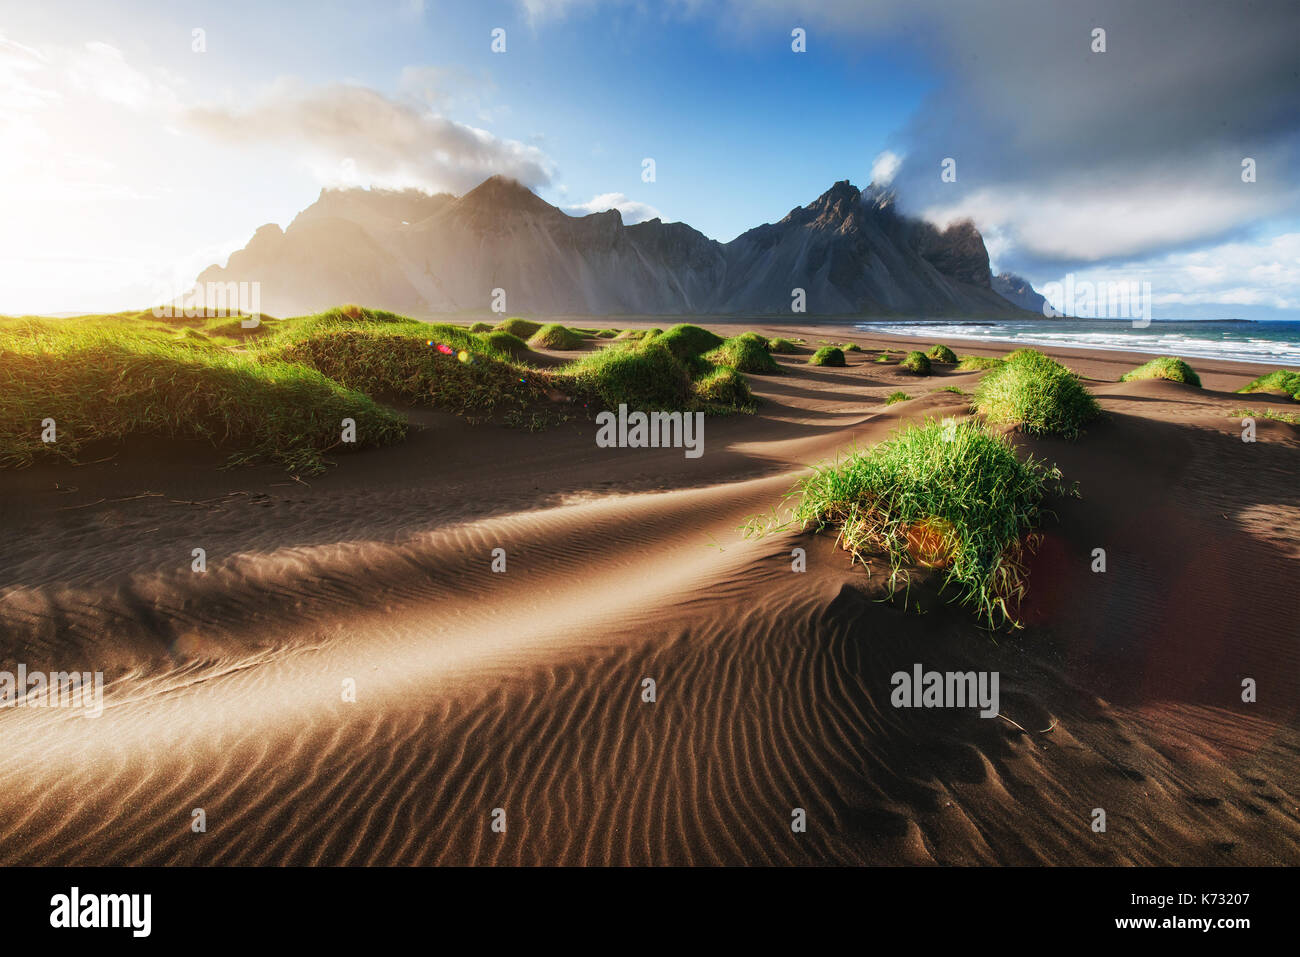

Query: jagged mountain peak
<box><xmin>199</xmin><ymin>173</ymin><xmax>1026</xmax><ymax>317</ymax></box>
<box><xmin>455</xmin><ymin>174</ymin><xmax>554</xmax><ymax>215</ymax></box>
<box><xmin>786</xmin><ymin>179</ymin><xmax>864</xmax><ymax>228</ymax></box>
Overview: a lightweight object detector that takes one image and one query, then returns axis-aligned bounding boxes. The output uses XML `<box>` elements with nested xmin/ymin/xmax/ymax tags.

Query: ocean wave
<box><xmin>856</xmin><ymin>321</ymin><xmax>1300</xmax><ymax>366</ymax></box>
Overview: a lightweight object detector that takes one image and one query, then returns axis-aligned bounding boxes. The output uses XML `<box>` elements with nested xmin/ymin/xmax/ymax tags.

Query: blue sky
<box><xmin>1</xmin><ymin>0</ymin><xmax>1297</xmax><ymax>318</ymax></box>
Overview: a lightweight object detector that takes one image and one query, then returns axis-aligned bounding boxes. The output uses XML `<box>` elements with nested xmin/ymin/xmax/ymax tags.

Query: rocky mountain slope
<box><xmin>992</xmin><ymin>272</ymin><xmax>1050</xmax><ymax>315</ymax></box>
<box><xmin>198</xmin><ymin>176</ymin><xmax>1033</xmax><ymax>318</ymax></box>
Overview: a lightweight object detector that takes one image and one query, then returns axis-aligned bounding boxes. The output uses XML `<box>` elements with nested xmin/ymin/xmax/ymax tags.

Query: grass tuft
<box><xmin>768</xmin><ymin>337</ymin><xmax>800</xmax><ymax>354</ymax></box>
<box><xmin>558</xmin><ymin>340</ymin><xmax>691</xmax><ymax>409</ymax></box>
<box><xmin>655</xmin><ymin>324</ymin><xmax>725</xmax><ymax>360</ymax></box>
<box><xmin>1236</xmin><ymin>368</ymin><xmax>1300</xmax><ymax>399</ymax></box>
<box><xmin>614</xmin><ymin>327</ymin><xmax>662</xmax><ymax>341</ymax></box>
<box><xmin>926</xmin><ymin>344</ymin><xmax>958</xmax><ymax>363</ymax></box>
<box><xmin>809</xmin><ymin>346</ymin><xmax>846</xmax><ymax>367</ymax></box>
<box><xmin>1230</xmin><ymin>407</ymin><xmax>1300</xmax><ymax>425</ymax></box>
<box><xmin>971</xmin><ymin>349</ymin><xmax>1101</xmax><ymax>437</ymax></box>
<box><xmin>956</xmin><ymin>355</ymin><xmax>1004</xmax><ymax>372</ymax></box>
<box><xmin>1120</xmin><ymin>356</ymin><xmax>1202</xmax><ymax>387</ymax></box>
<box><xmin>885</xmin><ymin>391</ymin><xmax>910</xmax><ymax>405</ymax></box>
<box><xmin>528</xmin><ymin>323</ymin><xmax>585</xmax><ymax>349</ymax></box>
<box><xmin>705</xmin><ymin>333</ymin><xmax>781</xmax><ymax>374</ymax></box>
<box><xmin>899</xmin><ymin>351</ymin><xmax>932</xmax><ymax>375</ymax></box>
<box><xmin>494</xmin><ymin>317</ymin><xmax>543</xmax><ymax>339</ymax></box>
<box><xmin>754</xmin><ymin>418</ymin><xmax>1066</xmax><ymax>629</ymax></box>
<box><xmin>691</xmin><ymin>364</ymin><xmax>756</xmax><ymax>410</ymax></box>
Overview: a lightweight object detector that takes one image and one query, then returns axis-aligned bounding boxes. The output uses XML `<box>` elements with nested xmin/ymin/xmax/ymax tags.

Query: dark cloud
<box><xmin>730</xmin><ymin>0</ymin><xmax>1300</xmax><ymax>271</ymax></box>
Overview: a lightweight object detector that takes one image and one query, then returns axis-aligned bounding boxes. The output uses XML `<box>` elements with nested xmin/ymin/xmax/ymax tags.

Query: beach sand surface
<box><xmin>1</xmin><ymin>324</ymin><xmax>1297</xmax><ymax>865</ymax></box>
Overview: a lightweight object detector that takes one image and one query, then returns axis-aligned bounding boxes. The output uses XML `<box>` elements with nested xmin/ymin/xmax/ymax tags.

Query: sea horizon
<box><xmin>856</xmin><ymin>317</ymin><xmax>1300</xmax><ymax>366</ymax></box>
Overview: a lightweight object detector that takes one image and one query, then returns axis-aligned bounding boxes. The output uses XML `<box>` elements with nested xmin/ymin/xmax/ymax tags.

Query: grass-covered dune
<box><xmin>762</xmin><ymin>418</ymin><xmax>1066</xmax><ymax>629</ymax></box>
<box><xmin>0</xmin><ymin>318</ymin><xmax>407</xmax><ymax>473</ymax></box>
<box><xmin>705</xmin><ymin>332</ymin><xmax>781</xmax><ymax>375</ymax></box>
<box><xmin>1120</xmin><ymin>356</ymin><xmax>1202</xmax><ymax>387</ymax></box>
<box><xmin>1237</xmin><ymin>368</ymin><xmax>1300</xmax><ymax>400</ymax></box>
<box><xmin>493</xmin><ymin>317</ymin><xmax>543</xmax><ymax>339</ymax></box>
<box><xmin>926</xmin><ymin>344</ymin><xmax>958</xmax><ymax>364</ymax></box>
<box><xmin>655</xmin><ymin>323</ymin><xmax>725</xmax><ymax>360</ymax></box>
<box><xmin>900</xmin><ymin>351</ymin><xmax>932</xmax><ymax>375</ymax></box>
<box><xmin>0</xmin><ymin>307</ymin><xmax>765</xmax><ymax>472</ymax></box>
<box><xmin>971</xmin><ymin>348</ymin><xmax>1101</xmax><ymax>438</ymax></box>
<box><xmin>528</xmin><ymin>323</ymin><xmax>585</xmax><ymax>350</ymax></box>
<box><xmin>809</xmin><ymin>346</ymin><xmax>846</xmax><ymax>367</ymax></box>
<box><xmin>956</xmin><ymin>355</ymin><xmax>1003</xmax><ymax>372</ymax></box>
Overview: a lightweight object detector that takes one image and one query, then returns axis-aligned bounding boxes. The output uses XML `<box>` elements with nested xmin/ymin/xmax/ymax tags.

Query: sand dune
<box><xmin>1</xmin><ymin>327</ymin><xmax>1297</xmax><ymax>865</ymax></box>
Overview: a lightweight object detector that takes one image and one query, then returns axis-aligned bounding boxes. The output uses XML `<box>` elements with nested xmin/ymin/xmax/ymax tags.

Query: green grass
<box><xmin>932</xmin><ymin>386</ymin><xmax>965</xmax><ymax>395</ymax></box>
<box><xmin>705</xmin><ymin>333</ymin><xmax>781</xmax><ymax>374</ymax></box>
<box><xmin>899</xmin><ymin>351</ymin><xmax>932</xmax><ymax>375</ymax></box>
<box><xmin>614</xmin><ymin>327</ymin><xmax>661</xmax><ymax>341</ymax></box>
<box><xmin>755</xmin><ymin>418</ymin><xmax>1066</xmax><ymax>629</ymax></box>
<box><xmin>955</xmin><ymin>355</ymin><xmax>1004</xmax><ymax>372</ymax></box>
<box><xmin>493</xmin><ymin>317</ymin><xmax>543</xmax><ymax>339</ymax></box>
<box><xmin>468</xmin><ymin>322</ymin><xmax>493</xmax><ymax>333</ymax></box>
<box><xmin>481</xmin><ymin>330</ymin><xmax>532</xmax><ymax>360</ymax></box>
<box><xmin>884</xmin><ymin>391</ymin><xmax>910</xmax><ymax>405</ymax></box>
<box><xmin>840</xmin><ymin>342</ymin><xmax>863</xmax><ymax>352</ymax></box>
<box><xmin>809</xmin><ymin>346</ymin><xmax>846</xmax><ymax>367</ymax></box>
<box><xmin>558</xmin><ymin>340</ymin><xmax>691</xmax><ymax>409</ymax></box>
<box><xmin>768</xmin><ymin>337</ymin><xmax>800</xmax><ymax>354</ymax></box>
<box><xmin>874</xmin><ymin>351</ymin><xmax>892</xmax><ymax>363</ymax></box>
<box><xmin>1120</xmin><ymin>356</ymin><xmax>1202</xmax><ymax>387</ymax></box>
<box><xmin>691</xmin><ymin>364</ymin><xmax>756</xmax><ymax>411</ymax></box>
<box><xmin>654</xmin><ymin>323</ymin><xmax>725</xmax><ymax>360</ymax></box>
<box><xmin>971</xmin><ymin>349</ymin><xmax>1101</xmax><ymax>438</ymax></box>
<box><xmin>528</xmin><ymin>323</ymin><xmax>585</xmax><ymax>349</ymax></box>
<box><xmin>561</xmin><ymin>339</ymin><xmax>755</xmax><ymax>413</ymax></box>
<box><xmin>595</xmin><ymin>328</ymin><xmax>620</xmax><ymax>338</ymax></box>
<box><xmin>1236</xmin><ymin>369</ymin><xmax>1300</xmax><ymax>400</ymax></box>
<box><xmin>0</xmin><ymin>320</ymin><xmax>408</xmax><ymax>473</ymax></box>
<box><xmin>267</xmin><ymin>309</ymin><xmax>526</xmax><ymax>364</ymax></box>
<box><xmin>267</xmin><ymin>329</ymin><xmax>546</xmax><ymax>415</ymax></box>
<box><xmin>926</xmin><ymin>344</ymin><xmax>958</xmax><ymax>363</ymax></box>
<box><xmin>1230</xmin><ymin>407</ymin><xmax>1300</xmax><ymax>425</ymax></box>
<box><xmin>1</xmin><ymin>307</ymin><xmax>766</xmax><ymax>473</ymax></box>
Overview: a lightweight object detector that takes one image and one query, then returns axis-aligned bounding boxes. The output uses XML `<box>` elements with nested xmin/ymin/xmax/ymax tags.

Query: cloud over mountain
<box><xmin>186</xmin><ymin>80</ymin><xmax>555</xmax><ymax>194</ymax></box>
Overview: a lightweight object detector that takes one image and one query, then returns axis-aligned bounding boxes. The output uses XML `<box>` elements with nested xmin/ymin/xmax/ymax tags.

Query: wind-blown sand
<box><xmin>1</xmin><ymin>324</ymin><xmax>1297</xmax><ymax>865</ymax></box>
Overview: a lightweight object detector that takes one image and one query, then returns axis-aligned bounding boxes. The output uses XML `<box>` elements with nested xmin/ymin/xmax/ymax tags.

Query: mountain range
<box><xmin>197</xmin><ymin>176</ymin><xmax>1040</xmax><ymax>319</ymax></box>
<box><xmin>992</xmin><ymin>272</ymin><xmax>1049</xmax><ymax>315</ymax></box>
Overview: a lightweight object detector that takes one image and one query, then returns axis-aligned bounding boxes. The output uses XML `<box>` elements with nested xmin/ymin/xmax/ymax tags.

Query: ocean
<box><xmin>853</xmin><ymin>318</ymin><xmax>1300</xmax><ymax>367</ymax></box>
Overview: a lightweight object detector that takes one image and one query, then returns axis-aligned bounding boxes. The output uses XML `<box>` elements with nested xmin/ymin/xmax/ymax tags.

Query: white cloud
<box><xmin>67</xmin><ymin>41</ymin><xmax>178</xmax><ymax>112</ymax></box>
<box><xmin>567</xmin><ymin>192</ymin><xmax>663</xmax><ymax>223</ymax></box>
<box><xmin>869</xmin><ymin>150</ymin><xmax>901</xmax><ymax>187</ymax></box>
<box><xmin>186</xmin><ymin>79</ymin><xmax>554</xmax><ymax>194</ymax></box>
<box><xmin>922</xmin><ymin>179</ymin><xmax>1279</xmax><ymax>265</ymax></box>
<box><xmin>1038</xmin><ymin>232</ymin><xmax>1300</xmax><ymax>314</ymax></box>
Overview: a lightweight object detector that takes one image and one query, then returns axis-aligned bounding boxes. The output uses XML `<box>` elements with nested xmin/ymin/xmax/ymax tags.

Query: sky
<box><xmin>1</xmin><ymin>0</ymin><xmax>1298</xmax><ymax>318</ymax></box>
